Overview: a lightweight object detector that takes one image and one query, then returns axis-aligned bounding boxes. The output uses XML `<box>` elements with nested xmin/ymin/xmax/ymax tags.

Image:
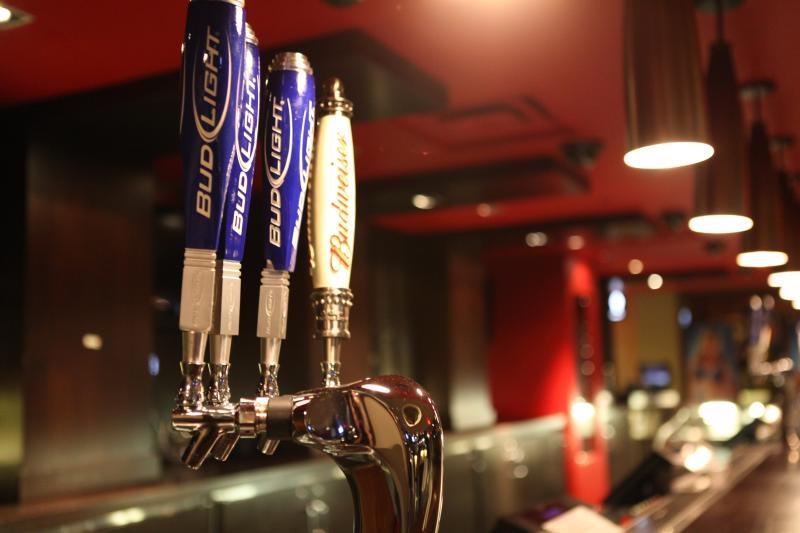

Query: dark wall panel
<box><xmin>21</xmin><ymin>134</ymin><xmax>160</xmax><ymax>500</ymax></box>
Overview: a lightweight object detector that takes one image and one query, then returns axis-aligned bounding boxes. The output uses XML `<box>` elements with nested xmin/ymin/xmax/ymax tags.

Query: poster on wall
<box><xmin>685</xmin><ymin>323</ymin><xmax>738</xmax><ymax>402</ymax></box>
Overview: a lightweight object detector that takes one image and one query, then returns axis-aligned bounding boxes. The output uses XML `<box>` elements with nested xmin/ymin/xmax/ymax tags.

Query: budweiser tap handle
<box><xmin>308</xmin><ymin>78</ymin><xmax>356</xmax><ymax>387</ymax></box>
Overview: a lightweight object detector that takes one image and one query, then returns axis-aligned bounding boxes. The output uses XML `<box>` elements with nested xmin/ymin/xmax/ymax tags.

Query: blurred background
<box><xmin>2</xmin><ymin>0</ymin><xmax>800</xmax><ymax>531</ymax></box>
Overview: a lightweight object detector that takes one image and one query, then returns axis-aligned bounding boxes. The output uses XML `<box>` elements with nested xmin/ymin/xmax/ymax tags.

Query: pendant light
<box><xmin>767</xmin><ymin>136</ymin><xmax>800</xmax><ymax>285</ymax></box>
<box><xmin>689</xmin><ymin>0</ymin><xmax>752</xmax><ymax>234</ymax></box>
<box><xmin>736</xmin><ymin>81</ymin><xmax>788</xmax><ymax>268</ymax></box>
<box><xmin>623</xmin><ymin>0</ymin><xmax>713</xmax><ymax>169</ymax></box>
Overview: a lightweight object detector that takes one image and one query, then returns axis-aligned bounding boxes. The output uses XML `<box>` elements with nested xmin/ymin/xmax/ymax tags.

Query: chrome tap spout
<box><xmin>269</xmin><ymin>375</ymin><xmax>444</xmax><ymax>532</ymax></box>
<box><xmin>172</xmin><ymin>406</ymin><xmax>237</xmax><ymax>469</ymax></box>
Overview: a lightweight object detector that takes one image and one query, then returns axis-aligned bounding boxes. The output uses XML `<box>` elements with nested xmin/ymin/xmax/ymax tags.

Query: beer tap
<box><xmin>255</xmin><ymin>52</ymin><xmax>316</xmax><ymax>454</ymax></box>
<box><xmin>205</xmin><ymin>23</ymin><xmax>261</xmax><ymax>462</ymax></box>
<box><xmin>172</xmin><ymin>43</ymin><xmax>444</xmax><ymax>528</ymax></box>
<box><xmin>308</xmin><ymin>78</ymin><xmax>355</xmax><ymax>388</ymax></box>
<box><xmin>175</xmin><ymin>0</ymin><xmax>245</xmax><ymax>419</ymax></box>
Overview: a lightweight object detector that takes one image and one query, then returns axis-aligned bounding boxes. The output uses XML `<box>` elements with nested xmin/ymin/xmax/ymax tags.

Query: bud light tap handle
<box><xmin>308</xmin><ymin>78</ymin><xmax>356</xmax><ymax>387</ymax></box>
<box><xmin>255</xmin><ymin>53</ymin><xmax>315</xmax><ymax>453</ymax></box>
<box><xmin>207</xmin><ymin>23</ymin><xmax>260</xmax><ymax>421</ymax></box>
<box><xmin>176</xmin><ymin>0</ymin><xmax>245</xmax><ymax>411</ymax></box>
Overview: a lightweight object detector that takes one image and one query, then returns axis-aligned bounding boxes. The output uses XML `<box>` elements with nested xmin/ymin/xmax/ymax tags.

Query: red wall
<box><xmin>486</xmin><ymin>247</ymin><xmax>609</xmax><ymax>504</ymax></box>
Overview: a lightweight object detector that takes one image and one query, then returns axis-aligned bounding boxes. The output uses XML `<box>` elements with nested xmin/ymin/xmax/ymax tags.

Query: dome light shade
<box><xmin>690</xmin><ymin>12</ymin><xmax>751</xmax><ymax>234</ymax></box>
<box><xmin>736</xmin><ymin>251</ymin><xmax>788</xmax><ymax>269</ymax></box>
<box><xmin>737</xmin><ymin>82</ymin><xmax>787</xmax><ymax>268</ymax></box>
<box><xmin>624</xmin><ymin>0</ymin><xmax>710</xmax><ymax>169</ymax></box>
<box><xmin>688</xmin><ymin>214</ymin><xmax>753</xmax><ymax>234</ymax></box>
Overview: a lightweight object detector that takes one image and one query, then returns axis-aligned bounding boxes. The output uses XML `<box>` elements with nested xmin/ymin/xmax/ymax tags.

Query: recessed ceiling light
<box><xmin>647</xmin><ymin>273</ymin><xmax>663</xmax><ymax>290</ymax></box>
<box><xmin>82</xmin><ymin>333</ymin><xmax>103</xmax><ymax>351</ymax></box>
<box><xmin>627</xmin><ymin>259</ymin><xmax>644</xmax><ymax>275</ymax></box>
<box><xmin>525</xmin><ymin>232</ymin><xmax>547</xmax><ymax>247</ymax></box>
<box><xmin>0</xmin><ymin>4</ymin><xmax>33</xmax><ymax>30</ymax></box>
<box><xmin>411</xmin><ymin>193</ymin><xmax>436</xmax><ymax>210</ymax></box>
<box><xmin>566</xmin><ymin>235</ymin><xmax>585</xmax><ymax>251</ymax></box>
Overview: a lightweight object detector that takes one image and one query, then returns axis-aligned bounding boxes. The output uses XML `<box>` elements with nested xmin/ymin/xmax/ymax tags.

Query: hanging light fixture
<box><xmin>623</xmin><ymin>0</ymin><xmax>713</xmax><ymax>169</ymax></box>
<box><xmin>736</xmin><ymin>80</ymin><xmax>788</xmax><ymax>268</ymax></box>
<box><xmin>767</xmin><ymin>135</ymin><xmax>800</xmax><ymax>284</ymax></box>
<box><xmin>689</xmin><ymin>0</ymin><xmax>752</xmax><ymax>234</ymax></box>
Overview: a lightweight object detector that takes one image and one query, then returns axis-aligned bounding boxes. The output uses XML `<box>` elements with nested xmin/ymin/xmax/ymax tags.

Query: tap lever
<box><xmin>172</xmin><ymin>405</ymin><xmax>237</xmax><ymax>469</ymax></box>
<box><xmin>181</xmin><ymin>425</ymin><xmax>223</xmax><ymax>470</ymax></box>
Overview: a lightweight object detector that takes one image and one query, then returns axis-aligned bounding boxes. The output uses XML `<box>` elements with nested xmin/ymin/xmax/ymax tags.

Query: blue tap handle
<box><xmin>177</xmin><ymin>0</ymin><xmax>245</xmax><ymax>366</ymax></box>
<box><xmin>262</xmin><ymin>54</ymin><xmax>316</xmax><ymax>272</ymax></box>
<box><xmin>180</xmin><ymin>0</ymin><xmax>245</xmax><ymax>253</ymax></box>
<box><xmin>218</xmin><ymin>30</ymin><xmax>260</xmax><ymax>261</ymax></box>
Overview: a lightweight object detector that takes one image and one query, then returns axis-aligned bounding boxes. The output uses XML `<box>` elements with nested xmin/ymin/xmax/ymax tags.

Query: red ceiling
<box><xmin>3</xmin><ymin>0</ymin><xmax>799</xmax><ymax>276</ymax></box>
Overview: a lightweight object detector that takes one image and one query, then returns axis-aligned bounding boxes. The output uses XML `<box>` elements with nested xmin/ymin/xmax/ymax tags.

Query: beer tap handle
<box><xmin>206</xmin><ymin>22</ymin><xmax>261</xmax><ymax>462</ymax></box>
<box><xmin>175</xmin><ymin>0</ymin><xmax>246</xmax><ymax>414</ymax></box>
<box><xmin>255</xmin><ymin>52</ymin><xmax>316</xmax><ymax>454</ymax></box>
<box><xmin>309</xmin><ymin>78</ymin><xmax>356</xmax><ymax>388</ymax></box>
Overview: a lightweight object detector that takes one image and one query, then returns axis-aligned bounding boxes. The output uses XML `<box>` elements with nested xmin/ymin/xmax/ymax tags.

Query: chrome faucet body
<box><xmin>172</xmin><ymin>375</ymin><xmax>444</xmax><ymax>532</ymax></box>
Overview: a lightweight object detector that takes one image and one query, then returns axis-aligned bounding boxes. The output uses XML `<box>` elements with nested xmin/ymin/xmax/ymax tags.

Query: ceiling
<box><xmin>2</xmin><ymin>0</ymin><xmax>799</xmax><ymax>280</ymax></box>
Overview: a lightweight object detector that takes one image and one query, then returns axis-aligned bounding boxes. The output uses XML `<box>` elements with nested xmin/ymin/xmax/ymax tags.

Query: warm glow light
<box><xmin>793</xmin><ymin>300</ymin><xmax>800</xmax><ymax>311</ymax></box>
<box><xmin>566</xmin><ymin>235</ymin><xmax>585</xmax><ymax>251</ymax></box>
<box><xmin>0</xmin><ymin>6</ymin><xmax>11</xmax><ymax>23</ymax></box>
<box><xmin>682</xmin><ymin>443</ymin><xmax>713</xmax><ymax>473</ymax></box>
<box><xmin>768</xmin><ymin>271</ymin><xmax>800</xmax><ymax>287</ymax></box>
<box><xmin>747</xmin><ymin>401</ymin><xmax>766</xmax><ymax>419</ymax></box>
<box><xmin>763</xmin><ymin>404</ymin><xmax>782</xmax><ymax>424</ymax></box>
<box><xmin>736</xmin><ymin>251</ymin><xmax>788</xmax><ymax>268</ymax></box>
<box><xmin>107</xmin><ymin>508</ymin><xmax>146</xmax><ymax>527</ymax></box>
<box><xmin>411</xmin><ymin>194</ymin><xmax>436</xmax><ymax>210</ymax></box>
<box><xmin>628</xmin><ymin>259</ymin><xmax>644</xmax><ymax>275</ymax></box>
<box><xmin>570</xmin><ymin>398</ymin><xmax>596</xmax><ymax>424</ymax></box>
<box><xmin>688</xmin><ymin>214</ymin><xmax>753</xmax><ymax>235</ymax></box>
<box><xmin>779</xmin><ymin>285</ymin><xmax>800</xmax><ymax>301</ymax></box>
<box><xmin>211</xmin><ymin>484</ymin><xmax>259</xmax><ymax>503</ymax></box>
<box><xmin>476</xmin><ymin>203</ymin><xmax>493</xmax><ymax>217</ymax></box>
<box><xmin>82</xmin><ymin>333</ymin><xmax>103</xmax><ymax>350</ymax></box>
<box><xmin>362</xmin><ymin>383</ymin><xmax>392</xmax><ymax>394</ymax></box>
<box><xmin>624</xmin><ymin>142</ymin><xmax>714</xmax><ymax>169</ymax></box>
<box><xmin>525</xmin><ymin>232</ymin><xmax>547</xmax><ymax>247</ymax></box>
<box><xmin>647</xmin><ymin>273</ymin><xmax>663</xmax><ymax>290</ymax></box>
<box><xmin>698</xmin><ymin>400</ymin><xmax>740</xmax><ymax>440</ymax></box>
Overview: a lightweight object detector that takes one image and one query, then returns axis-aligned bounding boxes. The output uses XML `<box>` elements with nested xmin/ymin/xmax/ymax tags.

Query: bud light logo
<box><xmin>191</xmin><ymin>26</ymin><xmax>232</xmax><ymax>219</ymax></box>
<box><xmin>231</xmin><ymin>50</ymin><xmax>259</xmax><ymax>236</ymax></box>
<box><xmin>266</xmin><ymin>96</ymin><xmax>293</xmax><ymax>247</ymax></box>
